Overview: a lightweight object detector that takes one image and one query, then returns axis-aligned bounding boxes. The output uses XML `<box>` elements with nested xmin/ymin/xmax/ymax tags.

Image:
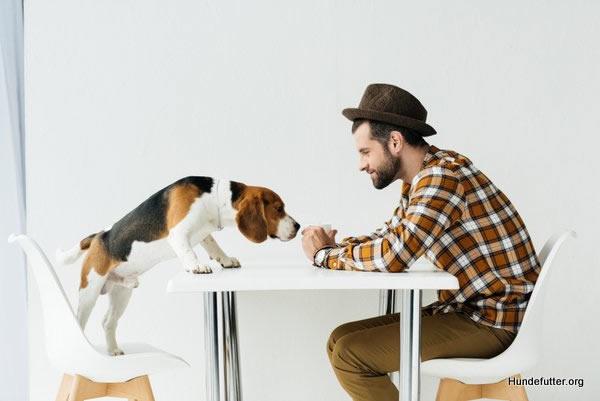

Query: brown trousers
<box><xmin>326</xmin><ymin>309</ymin><xmax>516</xmax><ymax>401</ymax></box>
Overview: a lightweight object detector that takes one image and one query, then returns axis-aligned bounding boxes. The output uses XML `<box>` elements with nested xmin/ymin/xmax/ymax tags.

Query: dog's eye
<box><xmin>276</xmin><ymin>205</ymin><xmax>284</xmax><ymax>213</ymax></box>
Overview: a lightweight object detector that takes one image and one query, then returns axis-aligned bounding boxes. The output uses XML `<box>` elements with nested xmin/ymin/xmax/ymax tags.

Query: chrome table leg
<box><xmin>400</xmin><ymin>289</ymin><xmax>422</xmax><ymax>401</ymax></box>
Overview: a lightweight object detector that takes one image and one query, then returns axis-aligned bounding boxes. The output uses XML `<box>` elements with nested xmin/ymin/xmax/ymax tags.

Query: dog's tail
<box><xmin>55</xmin><ymin>232</ymin><xmax>97</xmax><ymax>265</ymax></box>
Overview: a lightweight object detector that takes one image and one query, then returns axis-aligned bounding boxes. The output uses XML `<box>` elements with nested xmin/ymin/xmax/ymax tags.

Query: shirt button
<box><xmin>332</xmin><ymin>262</ymin><xmax>337</xmax><ymax>267</ymax></box>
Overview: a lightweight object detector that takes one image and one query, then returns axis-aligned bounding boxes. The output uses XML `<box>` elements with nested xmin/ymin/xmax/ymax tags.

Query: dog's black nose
<box><xmin>294</xmin><ymin>222</ymin><xmax>301</xmax><ymax>231</ymax></box>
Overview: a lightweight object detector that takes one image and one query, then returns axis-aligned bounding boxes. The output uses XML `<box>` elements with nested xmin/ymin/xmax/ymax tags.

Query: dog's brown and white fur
<box><xmin>56</xmin><ymin>177</ymin><xmax>300</xmax><ymax>356</ymax></box>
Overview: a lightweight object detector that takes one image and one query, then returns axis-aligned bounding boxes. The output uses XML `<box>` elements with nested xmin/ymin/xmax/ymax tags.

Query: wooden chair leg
<box><xmin>55</xmin><ymin>374</ymin><xmax>74</xmax><ymax>401</ymax></box>
<box><xmin>107</xmin><ymin>375</ymin><xmax>156</xmax><ymax>401</ymax></box>
<box><xmin>435</xmin><ymin>378</ymin><xmax>482</xmax><ymax>401</ymax></box>
<box><xmin>61</xmin><ymin>373</ymin><xmax>155</xmax><ymax>401</ymax></box>
<box><xmin>482</xmin><ymin>374</ymin><xmax>529</xmax><ymax>401</ymax></box>
<box><xmin>67</xmin><ymin>375</ymin><xmax>108</xmax><ymax>401</ymax></box>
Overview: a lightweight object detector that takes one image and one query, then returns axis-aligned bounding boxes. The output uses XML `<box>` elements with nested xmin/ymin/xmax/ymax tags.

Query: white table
<box><xmin>167</xmin><ymin>259</ymin><xmax>459</xmax><ymax>401</ymax></box>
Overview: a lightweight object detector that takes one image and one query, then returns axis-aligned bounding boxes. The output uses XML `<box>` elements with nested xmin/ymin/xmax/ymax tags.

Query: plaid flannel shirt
<box><xmin>314</xmin><ymin>145</ymin><xmax>540</xmax><ymax>333</ymax></box>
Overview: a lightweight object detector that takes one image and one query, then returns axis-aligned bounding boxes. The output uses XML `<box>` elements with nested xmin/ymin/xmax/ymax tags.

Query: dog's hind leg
<box><xmin>102</xmin><ymin>285</ymin><xmax>133</xmax><ymax>356</ymax></box>
<box><xmin>77</xmin><ymin>270</ymin><xmax>107</xmax><ymax>330</ymax></box>
<box><xmin>78</xmin><ymin>236</ymin><xmax>120</xmax><ymax>330</ymax></box>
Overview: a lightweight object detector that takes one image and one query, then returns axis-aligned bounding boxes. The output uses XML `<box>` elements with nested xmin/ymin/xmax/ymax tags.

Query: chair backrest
<box><xmin>497</xmin><ymin>229</ymin><xmax>576</xmax><ymax>366</ymax></box>
<box><xmin>8</xmin><ymin>234</ymin><xmax>96</xmax><ymax>363</ymax></box>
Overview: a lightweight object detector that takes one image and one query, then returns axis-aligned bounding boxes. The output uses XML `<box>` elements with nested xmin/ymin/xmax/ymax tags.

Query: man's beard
<box><xmin>371</xmin><ymin>150</ymin><xmax>400</xmax><ymax>189</ymax></box>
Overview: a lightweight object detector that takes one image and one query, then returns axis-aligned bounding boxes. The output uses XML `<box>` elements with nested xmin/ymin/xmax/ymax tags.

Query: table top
<box><xmin>166</xmin><ymin>258</ymin><xmax>459</xmax><ymax>293</ymax></box>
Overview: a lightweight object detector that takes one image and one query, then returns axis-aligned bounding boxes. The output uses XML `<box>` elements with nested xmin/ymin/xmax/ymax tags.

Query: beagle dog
<box><xmin>56</xmin><ymin>176</ymin><xmax>300</xmax><ymax>355</ymax></box>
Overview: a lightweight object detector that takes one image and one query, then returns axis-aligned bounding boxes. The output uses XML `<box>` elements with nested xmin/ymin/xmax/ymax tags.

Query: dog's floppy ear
<box><xmin>236</xmin><ymin>195</ymin><xmax>268</xmax><ymax>243</ymax></box>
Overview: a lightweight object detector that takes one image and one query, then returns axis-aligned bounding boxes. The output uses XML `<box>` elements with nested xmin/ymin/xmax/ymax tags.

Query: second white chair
<box><xmin>421</xmin><ymin>229</ymin><xmax>576</xmax><ymax>401</ymax></box>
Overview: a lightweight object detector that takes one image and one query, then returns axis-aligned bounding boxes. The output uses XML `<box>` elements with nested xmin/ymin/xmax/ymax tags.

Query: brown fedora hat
<box><xmin>342</xmin><ymin>83</ymin><xmax>436</xmax><ymax>136</ymax></box>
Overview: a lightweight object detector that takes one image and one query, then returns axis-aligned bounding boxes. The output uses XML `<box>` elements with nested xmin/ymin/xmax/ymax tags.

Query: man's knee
<box><xmin>327</xmin><ymin>321</ymin><xmax>356</xmax><ymax>358</ymax></box>
<box><xmin>329</xmin><ymin>332</ymin><xmax>378</xmax><ymax>374</ymax></box>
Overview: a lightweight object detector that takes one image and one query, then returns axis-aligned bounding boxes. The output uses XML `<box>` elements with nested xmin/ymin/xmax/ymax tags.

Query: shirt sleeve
<box><xmin>315</xmin><ymin>168</ymin><xmax>465</xmax><ymax>272</ymax></box>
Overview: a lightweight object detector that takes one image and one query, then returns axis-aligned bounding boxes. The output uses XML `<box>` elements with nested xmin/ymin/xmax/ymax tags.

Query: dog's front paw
<box><xmin>219</xmin><ymin>256</ymin><xmax>241</xmax><ymax>268</ymax></box>
<box><xmin>109</xmin><ymin>348</ymin><xmax>125</xmax><ymax>356</ymax></box>
<box><xmin>186</xmin><ymin>264</ymin><xmax>213</xmax><ymax>274</ymax></box>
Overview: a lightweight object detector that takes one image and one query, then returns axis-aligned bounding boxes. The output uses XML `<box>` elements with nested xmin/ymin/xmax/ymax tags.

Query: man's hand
<box><xmin>301</xmin><ymin>226</ymin><xmax>338</xmax><ymax>263</ymax></box>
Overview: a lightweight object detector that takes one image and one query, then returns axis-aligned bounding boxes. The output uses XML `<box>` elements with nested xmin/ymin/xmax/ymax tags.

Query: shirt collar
<box><xmin>401</xmin><ymin>144</ymin><xmax>440</xmax><ymax>202</ymax></box>
<box><xmin>422</xmin><ymin>144</ymin><xmax>440</xmax><ymax>168</ymax></box>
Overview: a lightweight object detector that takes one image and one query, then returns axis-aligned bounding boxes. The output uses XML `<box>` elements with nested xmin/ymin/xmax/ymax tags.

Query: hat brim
<box><xmin>342</xmin><ymin>108</ymin><xmax>437</xmax><ymax>137</ymax></box>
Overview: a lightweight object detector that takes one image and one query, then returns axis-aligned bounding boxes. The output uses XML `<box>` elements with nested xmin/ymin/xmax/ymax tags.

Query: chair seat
<box><xmin>421</xmin><ymin>357</ymin><xmax>525</xmax><ymax>385</ymax></box>
<box><xmin>57</xmin><ymin>342</ymin><xmax>190</xmax><ymax>383</ymax></box>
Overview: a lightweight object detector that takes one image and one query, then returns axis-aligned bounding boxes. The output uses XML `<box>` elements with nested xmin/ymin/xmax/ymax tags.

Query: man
<box><xmin>301</xmin><ymin>83</ymin><xmax>540</xmax><ymax>401</ymax></box>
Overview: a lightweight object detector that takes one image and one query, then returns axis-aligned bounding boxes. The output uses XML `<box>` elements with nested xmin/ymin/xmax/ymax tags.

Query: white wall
<box><xmin>26</xmin><ymin>1</ymin><xmax>599</xmax><ymax>400</ymax></box>
<box><xmin>1</xmin><ymin>43</ymin><xmax>27</xmax><ymax>401</ymax></box>
<box><xmin>1</xmin><ymin>0</ymin><xmax>27</xmax><ymax>399</ymax></box>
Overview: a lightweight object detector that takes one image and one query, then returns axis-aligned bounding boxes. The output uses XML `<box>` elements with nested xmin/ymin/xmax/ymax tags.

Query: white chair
<box><xmin>421</xmin><ymin>230</ymin><xmax>576</xmax><ymax>401</ymax></box>
<box><xmin>8</xmin><ymin>234</ymin><xmax>190</xmax><ymax>401</ymax></box>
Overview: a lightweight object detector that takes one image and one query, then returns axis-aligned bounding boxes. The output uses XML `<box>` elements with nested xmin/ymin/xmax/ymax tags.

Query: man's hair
<box><xmin>351</xmin><ymin>119</ymin><xmax>428</xmax><ymax>148</ymax></box>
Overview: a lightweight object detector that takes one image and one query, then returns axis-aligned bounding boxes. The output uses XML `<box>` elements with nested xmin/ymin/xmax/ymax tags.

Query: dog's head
<box><xmin>234</xmin><ymin>185</ymin><xmax>300</xmax><ymax>243</ymax></box>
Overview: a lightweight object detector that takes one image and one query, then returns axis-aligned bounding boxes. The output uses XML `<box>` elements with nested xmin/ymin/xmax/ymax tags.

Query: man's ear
<box><xmin>388</xmin><ymin>130</ymin><xmax>404</xmax><ymax>154</ymax></box>
<box><xmin>235</xmin><ymin>195</ymin><xmax>268</xmax><ymax>243</ymax></box>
